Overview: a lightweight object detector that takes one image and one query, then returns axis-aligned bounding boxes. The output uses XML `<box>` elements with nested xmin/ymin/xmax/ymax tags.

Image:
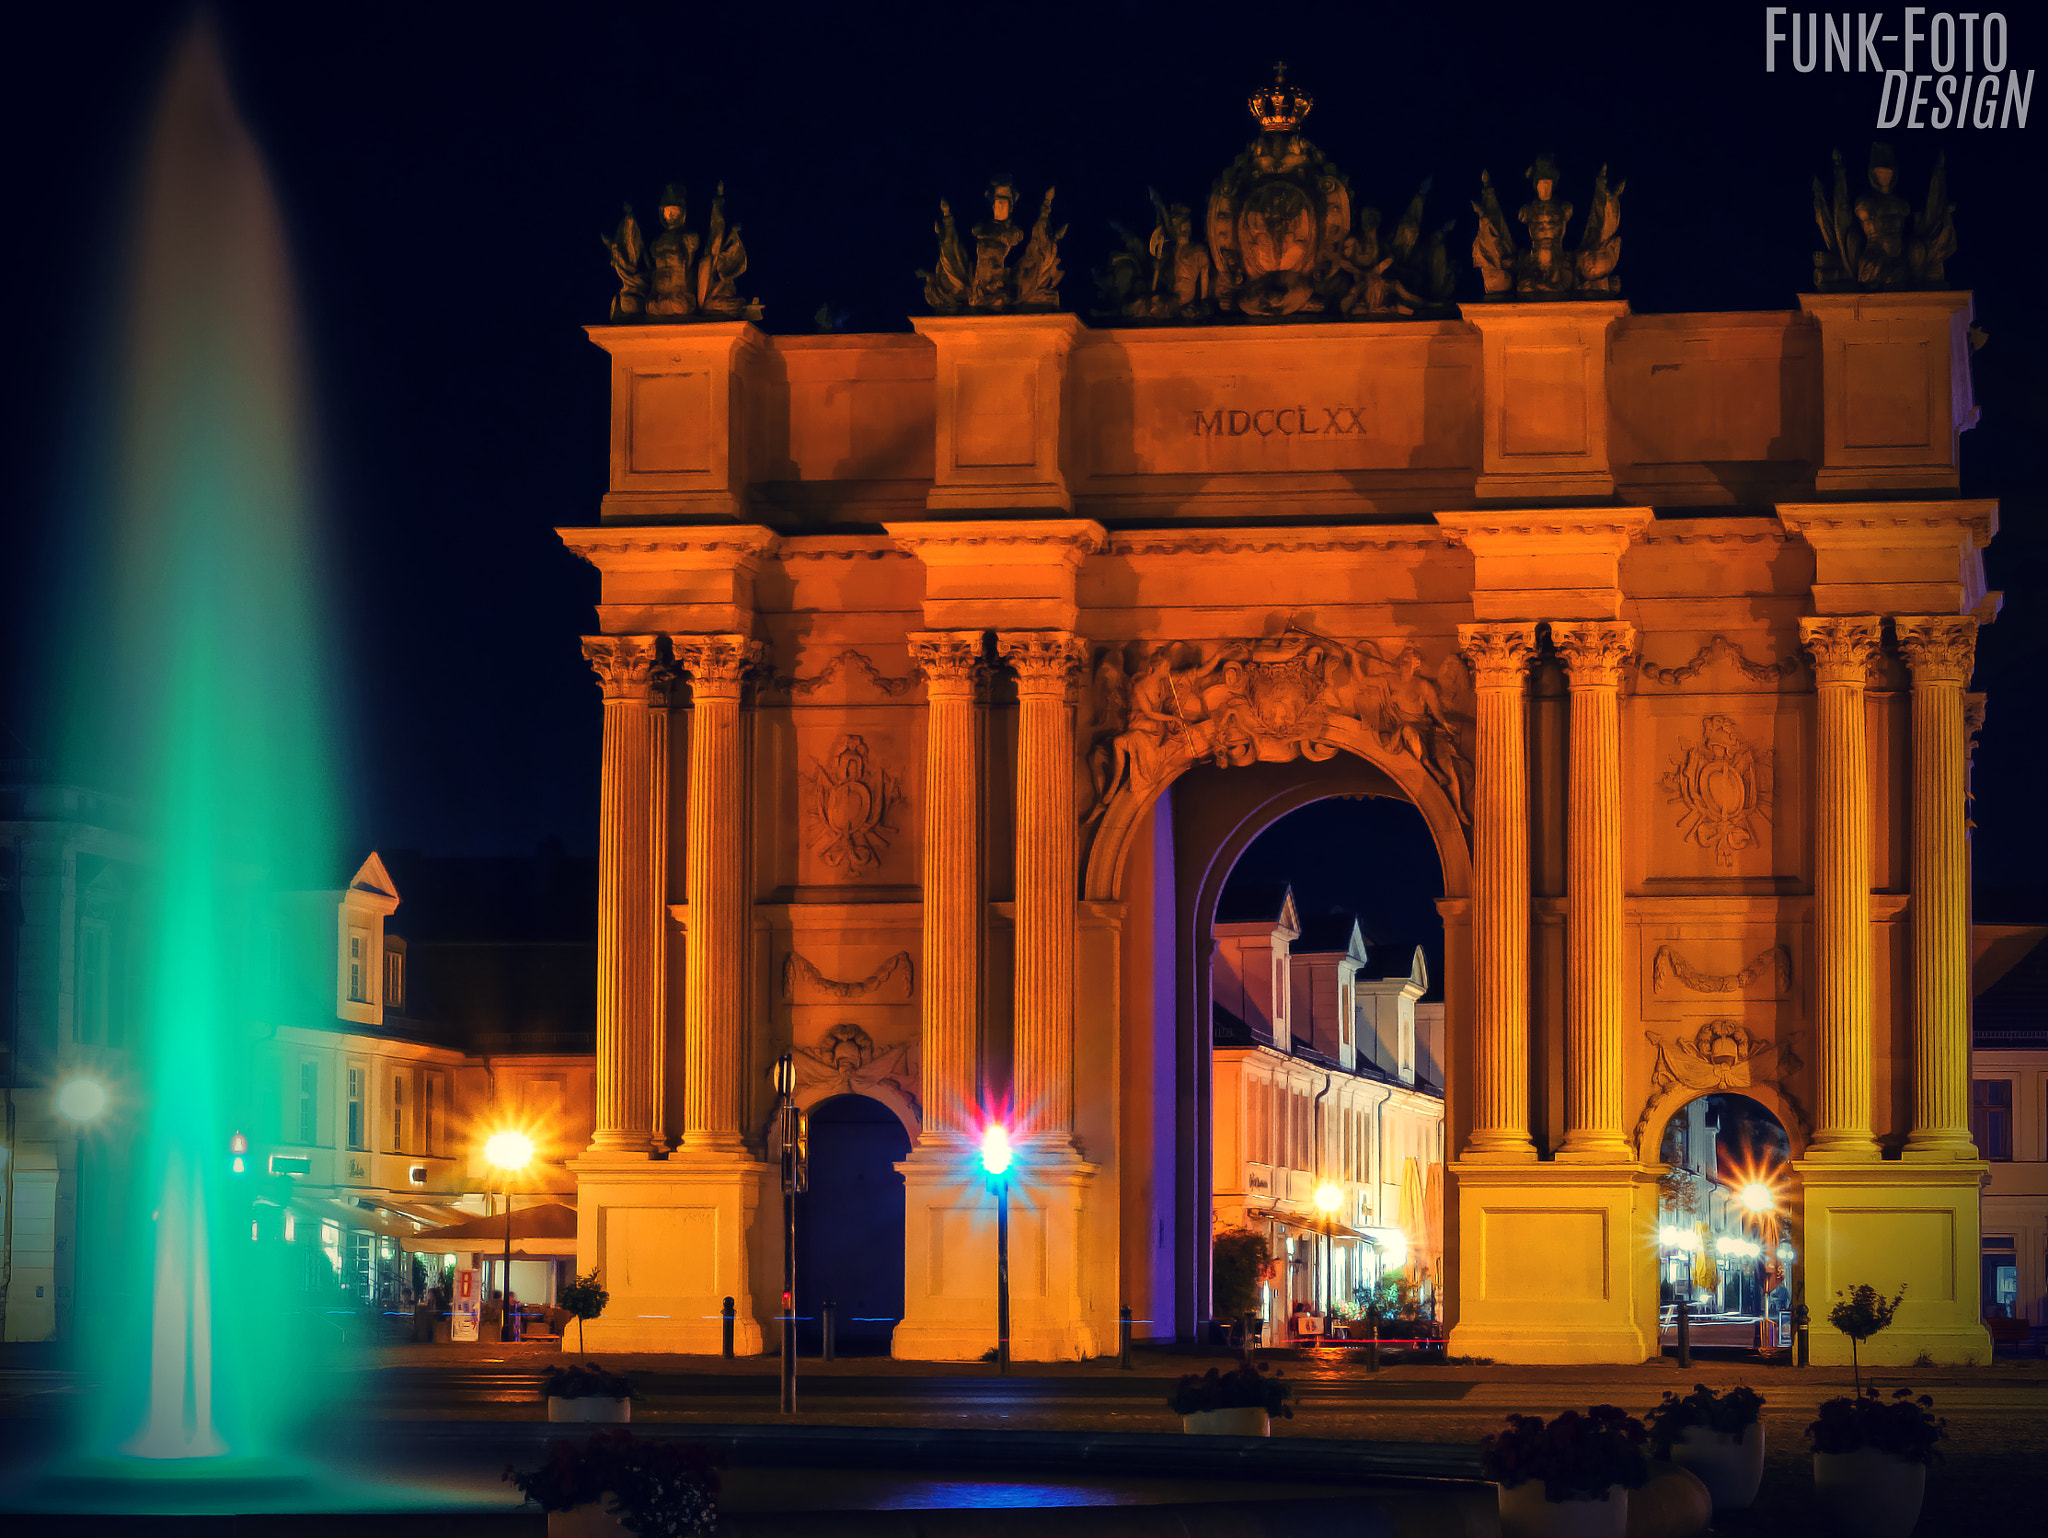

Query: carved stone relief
<box><xmin>791</xmin><ymin>1022</ymin><xmax>921</xmax><ymax>1123</ymax></box>
<box><xmin>1661</xmin><ymin>715</ymin><xmax>1775</xmax><ymax>866</ymax></box>
<box><xmin>780</xmin><ymin>649</ymin><xmax>919</xmax><ymax>699</ymax></box>
<box><xmin>802</xmin><ymin>735</ymin><xmax>903</xmax><ymax>873</ymax></box>
<box><xmin>1089</xmin><ymin>626</ymin><xmax>1473</xmax><ymax>827</ymax></box>
<box><xmin>1639</xmin><ymin>635</ymin><xmax>1802</xmax><ymax>687</ymax></box>
<box><xmin>1652</xmin><ymin>944</ymin><xmax>1792</xmax><ymax>997</ymax></box>
<box><xmin>780</xmin><ymin>950</ymin><xmax>915</xmax><ymax>1004</ymax></box>
<box><xmin>1633</xmin><ymin>1020</ymin><xmax>1808</xmax><ymax>1156</ymax></box>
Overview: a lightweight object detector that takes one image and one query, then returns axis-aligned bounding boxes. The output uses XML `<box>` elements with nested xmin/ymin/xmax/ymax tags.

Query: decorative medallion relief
<box><xmin>1651</xmin><ymin>944</ymin><xmax>1792</xmax><ymax>998</ymax></box>
<box><xmin>1633</xmin><ymin>1020</ymin><xmax>1808</xmax><ymax>1156</ymax></box>
<box><xmin>802</xmin><ymin>735</ymin><xmax>903</xmax><ymax>873</ymax></box>
<box><xmin>791</xmin><ymin>1022</ymin><xmax>921</xmax><ymax>1122</ymax></box>
<box><xmin>1662</xmin><ymin>715</ymin><xmax>1775</xmax><ymax>866</ymax></box>
<box><xmin>1088</xmin><ymin>626</ymin><xmax>1473</xmax><ymax>827</ymax></box>
<box><xmin>780</xmin><ymin>950</ymin><xmax>915</xmax><ymax>1004</ymax></box>
<box><xmin>1639</xmin><ymin>635</ymin><xmax>1801</xmax><ymax>688</ymax></box>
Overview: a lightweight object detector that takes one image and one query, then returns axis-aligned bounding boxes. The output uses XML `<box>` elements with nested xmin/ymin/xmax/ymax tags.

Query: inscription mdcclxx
<box><xmin>1193</xmin><ymin>405</ymin><xmax>1370</xmax><ymax>438</ymax></box>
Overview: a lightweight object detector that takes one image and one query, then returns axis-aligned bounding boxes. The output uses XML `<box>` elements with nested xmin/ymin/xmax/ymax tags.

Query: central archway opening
<box><xmin>795</xmin><ymin>1093</ymin><xmax>910</xmax><ymax>1356</ymax></box>
<box><xmin>1655</xmin><ymin>1092</ymin><xmax>1797</xmax><ymax>1357</ymax></box>
<box><xmin>1207</xmin><ymin>792</ymin><xmax>1448</xmax><ymax>1351</ymax></box>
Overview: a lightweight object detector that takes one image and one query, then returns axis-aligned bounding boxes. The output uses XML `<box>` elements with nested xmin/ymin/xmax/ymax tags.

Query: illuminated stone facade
<box><xmin>566</xmin><ymin>292</ymin><xmax>1994</xmax><ymax>1364</ymax></box>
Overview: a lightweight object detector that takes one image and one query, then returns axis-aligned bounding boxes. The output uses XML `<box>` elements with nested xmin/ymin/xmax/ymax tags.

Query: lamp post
<box><xmin>774</xmin><ymin>1053</ymin><xmax>805</xmax><ymax>1414</ymax></box>
<box><xmin>980</xmin><ymin>1122</ymin><xmax>1012</xmax><ymax>1376</ymax></box>
<box><xmin>1312</xmin><ymin>1181</ymin><xmax>1341</xmax><ymax>1337</ymax></box>
<box><xmin>55</xmin><ymin>1077</ymin><xmax>108</xmax><ymax>1338</ymax></box>
<box><xmin>1739</xmin><ymin>1179</ymin><xmax>1778</xmax><ymax>1343</ymax></box>
<box><xmin>483</xmin><ymin>1130</ymin><xmax>533</xmax><ymax>1342</ymax></box>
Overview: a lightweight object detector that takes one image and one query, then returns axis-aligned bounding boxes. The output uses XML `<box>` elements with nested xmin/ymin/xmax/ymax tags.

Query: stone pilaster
<box><xmin>908</xmin><ymin>631</ymin><xmax>987</xmax><ymax>1140</ymax></box>
<box><xmin>1456</xmin><ymin>622</ymin><xmax>1540</xmax><ymax>1162</ymax></box>
<box><xmin>1896</xmin><ymin>616</ymin><xmax>1979</xmax><ymax>1159</ymax></box>
<box><xmin>671</xmin><ymin>633</ymin><xmax>765</xmax><ymax>1150</ymax></box>
<box><xmin>996</xmin><ymin>631</ymin><xmax>1089</xmax><ymax>1149</ymax></box>
<box><xmin>1551</xmin><ymin>622</ymin><xmax>1636</xmax><ymax>1162</ymax></box>
<box><xmin>581</xmin><ymin>635</ymin><xmax>669</xmax><ymax>1156</ymax></box>
<box><xmin>1800</xmin><ymin>616</ymin><xmax>1885</xmax><ymax>1160</ymax></box>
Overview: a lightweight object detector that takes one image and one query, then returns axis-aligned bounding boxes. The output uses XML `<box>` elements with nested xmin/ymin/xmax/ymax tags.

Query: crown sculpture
<box><xmin>919</xmin><ymin>176</ymin><xmax>1066</xmax><ymax>314</ymax></box>
<box><xmin>602</xmin><ymin>181</ymin><xmax>762</xmax><ymax>322</ymax></box>
<box><xmin>1470</xmin><ymin>155</ymin><xmax>1625</xmax><ymax>298</ymax></box>
<box><xmin>1094</xmin><ymin>64</ymin><xmax>1459</xmax><ymax>323</ymax></box>
<box><xmin>1810</xmin><ymin>143</ymin><xmax>1957</xmax><ymax>291</ymax></box>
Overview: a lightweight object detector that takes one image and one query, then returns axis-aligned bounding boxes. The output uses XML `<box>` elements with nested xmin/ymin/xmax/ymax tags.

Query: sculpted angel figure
<box><xmin>646</xmin><ymin>184</ymin><xmax>701</xmax><ymax>317</ymax></box>
<box><xmin>1085</xmin><ymin>645</ymin><xmax>1133</xmax><ymax>815</ymax></box>
<box><xmin>1379</xmin><ymin>648</ymin><xmax>1471</xmax><ymax>822</ymax></box>
<box><xmin>1573</xmin><ymin>164</ymin><xmax>1624</xmax><ymax>295</ymax></box>
<box><xmin>601</xmin><ymin>204</ymin><xmax>649</xmax><ymax>320</ymax></box>
<box><xmin>1014</xmin><ymin>187</ymin><xmax>1067</xmax><ymax>310</ymax></box>
<box><xmin>1471</xmin><ymin>170</ymin><xmax>1516</xmax><ymax>295</ymax></box>
<box><xmin>919</xmin><ymin>199</ymin><xmax>971</xmax><ymax>313</ymax></box>
<box><xmin>1145</xmin><ymin>192</ymin><xmax>1212</xmax><ymax>319</ymax></box>
<box><xmin>1516</xmin><ymin>153</ymin><xmax>1574</xmax><ymax>295</ymax></box>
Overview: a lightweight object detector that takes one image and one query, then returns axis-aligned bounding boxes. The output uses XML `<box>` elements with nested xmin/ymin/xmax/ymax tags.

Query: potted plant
<box><xmin>506</xmin><ymin>1430</ymin><xmax>719</xmax><ymax>1537</ymax></box>
<box><xmin>543</xmin><ymin>1362</ymin><xmax>635</xmax><ymax>1424</ymax></box>
<box><xmin>1829</xmin><ymin>1283</ymin><xmax>1905</xmax><ymax>1392</ymax></box>
<box><xmin>1211</xmin><ymin>1225</ymin><xmax>1273</xmax><ymax>1363</ymax></box>
<box><xmin>1807</xmin><ymin>1388</ymin><xmax>1946</xmax><ymax>1538</ymax></box>
<box><xmin>1167</xmin><ymin>1362</ymin><xmax>1292</xmax><ymax>1436</ymax></box>
<box><xmin>559</xmin><ymin>1269</ymin><xmax>611</xmax><ymax>1356</ymax></box>
<box><xmin>1646</xmin><ymin>1383</ymin><xmax>1766</xmax><ymax>1510</ymax></box>
<box><xmin>1479</xmin><ymin>1406</ymin><xmax>1650</xmax><ymax>1538</ymax></box>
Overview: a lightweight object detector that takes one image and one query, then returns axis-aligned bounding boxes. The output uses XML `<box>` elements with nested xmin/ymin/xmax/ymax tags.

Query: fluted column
<box><xmin>1800</xmin><ymin>616</ymin><xmax>1884</xmax><ymax>1159</ymax></box>
<box><xmin>1897</xmin><ymin>616</ymin><xmax>1979</xmax><ymax>1159</ymax></box>
<box><xmin>1456</xmin><ymin>622</ymin><xmax>1540</xmax><ymax>1161</ymax></box>
<box><xmin>582</xmin><ymin>635</ymin><xmax>670</xmax><ymax>1155</ymax></box>
<box><xmin>672</xmin><ymin>633</ymin><xmax>764</xmax><ymax>1151</ymax></box>
<box><xmin>1553</xmin><ymin>622</ymin><xmax>1636</xmax><ymax>1161</ymax></box>
<box><xmin>909</xmin><ymin>631</ymin><xmax>987</xmax><ymax>1141</ymax></box>
<box><xmin>997</xmin><ymin>631</ymin><xmax>1088</xmax><ymax>1151</ymax></box>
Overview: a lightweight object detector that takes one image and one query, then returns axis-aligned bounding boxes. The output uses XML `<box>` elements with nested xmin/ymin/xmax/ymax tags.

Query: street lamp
<box><xmin>1313</xmin><ymin>1181</ymin><xmax>1341</xmax><ymax>1333</ymax></box>
<box><xmin>981</xmin><ymin>1121</ymin><xmax>1012</xmax><ymax>1376</ymax></box>
<box><xmin>484</xmin><ymin>1129</ymin><xmax>533</xmax><ymax>1342</ymax></box>
<box><xmin>773</xmin><ymin>1053</ymin><xmax>806</xmax><ymax>1414</ymax></box>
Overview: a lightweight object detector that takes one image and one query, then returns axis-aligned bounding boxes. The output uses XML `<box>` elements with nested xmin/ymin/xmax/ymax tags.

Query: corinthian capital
<box><xmin>582</xmin><ymin>635</ymin><xmax>671</xmax><ymax>702</ymax></box>
<box><xmin>1799</xmin><ymin>616</ymin><xmax>1883</xmax><ymax>684</ymax></box>
<box><xmin>1457</xmin><ymin>622</ymin><xmax>1540</xmax><ymax>688</ymax></box>
<box><xmin>1551</xmin><ymin>621</ymin><xmax>1639</xmax><ymax>689</ymax></box>
<box><xmin>996</xmin><ymin>631</ymin><xmax>1088</xmax><ymax>698</ymax></box>
<box><xmin>1894</xmin><ymin>616</ymin><xmax>1978</xmax><ymax>686</ymax></box>
<box><xmin>908</xmin><ymin>630</ymin><xmax>988</xmax><ymax>698</ymax></box>
<box><xmin>670</xmin><ymin>633</ymin><xmax>766</xmax><ymax>699</ymax></box>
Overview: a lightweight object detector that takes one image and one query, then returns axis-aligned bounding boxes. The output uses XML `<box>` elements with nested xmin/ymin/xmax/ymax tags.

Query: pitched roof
<box><xmin>1976</xmin><ymin>927</ymin><xmax>2048</xmax><ymax>1043</ymax></box>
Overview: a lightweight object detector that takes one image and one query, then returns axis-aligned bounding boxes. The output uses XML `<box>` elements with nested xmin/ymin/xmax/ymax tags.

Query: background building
<box><xmin>1974</xmin><ymin>923</ymin><xmax>2048</xmax><ymax>1344</ymax></box>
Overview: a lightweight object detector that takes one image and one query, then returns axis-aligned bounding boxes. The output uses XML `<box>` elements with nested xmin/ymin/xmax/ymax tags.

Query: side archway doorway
<box><xmin>796</xmin><ymin>1093</ymin><xmax>911</xmax><ymax>1355</ymax></box>
<box><xmin>1653</xmin><ymin>1092</ymin><xmax>1799</xmax><ymax>1355</ymax></box>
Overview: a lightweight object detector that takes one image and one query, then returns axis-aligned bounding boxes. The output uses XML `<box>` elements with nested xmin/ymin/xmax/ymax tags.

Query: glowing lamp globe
<box><xmin>979</xmin><ymin>1123</ymin><xmax>1012</xmax><ymax>1177</ymax></box>
<box><xmin>1314</xmin><ymin>1182</ymin><xmax>1342</xmax><ymax>1215</ymax></box>
<box><xmin>485</xmin><ymin>1130</ymin><xmax>534</xmax><ymax>1171</ymax></box>
<box><xmin>1739</xmin><ymin>1181</ymin><xmax>1775</xmax><ymax>1215</ymax></box>
<box><xmin>55</xmin><ymin>1077</ymin><xmax>107</xmax><ymax>1124</ymax></box>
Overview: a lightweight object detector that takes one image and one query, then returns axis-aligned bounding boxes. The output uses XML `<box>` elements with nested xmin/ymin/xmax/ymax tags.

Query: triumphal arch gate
<box><xmin>565</xmin><ymin>110</ymin><xmax>1994</xmax><ymax>1365</ymax></box>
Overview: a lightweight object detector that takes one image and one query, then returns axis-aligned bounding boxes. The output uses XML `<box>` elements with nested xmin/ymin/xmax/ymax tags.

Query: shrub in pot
<box><xmin>1167</xmin><ymin>1361</ymin><xmax>1292</xmax><ymax>1436</ymax></box>
<box><xmin>505</xmin><ymin>1430</ymin><xmax>719</xmax><ymax>1537</ymax></box>
<box><xmin>558</xmin><ymin>1269</ymin><xmax>611</xmax><ymax>1356</ymax></box>
<box><xmin>1645</xmin><ymin>1383</ymin><xmax>1766</xmax><ymax>1510</ymax></box>
<box><xmin>1480</xmin><ymin>1406</ymin><xmax>1650</xmax><ymax>1538</ymax></box>
<box><xmin>1210</xmin><ymin>1226</ymin><xmax>1274</xmax><ymax>1362</ymax></box>
<box><xmin>543</xmin><ymin>1363</ymin><xmax>635</xmax><ymax>1424</ymax></box>
<box><xmin>1806</xmin><ymin>1388</ymin><xmax>1945</xmax><ymax>1538</ymax></box>
<box><xmin>1828</xmin><ymin>1283</ymin><xmax>1904</xmax><ymax>1393</ymax></box>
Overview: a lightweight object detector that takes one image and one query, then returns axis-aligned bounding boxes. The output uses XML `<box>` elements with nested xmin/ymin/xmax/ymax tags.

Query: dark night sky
<box><xmin>2</xmin><ymin>4</ymin><xmax>2043</xmax><ymax>910</ymax></box>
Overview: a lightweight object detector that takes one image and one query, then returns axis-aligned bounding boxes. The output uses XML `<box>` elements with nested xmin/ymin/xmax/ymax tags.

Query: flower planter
<box><xmin>547</xmin><ymin>1395</ymin><xmax>631</xmax><ymax>1424</ymax></box>
<box><xmin>546</xmin><ymin>1498</ymin><xmax>630</xmax><ymax>1538</ymax></box>
<box><xmin>1668</xmin><ymin>1422</ymin><xmax>1765</xmax><ymax>1510</ymax></box>
<box><xmin>1180</xmin><ymin>1407</ymin><xmax>1271</xmax><ymax>1436</ymax></box>
<box><xmin>1813</xmin><ymin>1448</ymin><xmax>1927</xmax><ymax>1538</ymax></box>
<box><xmin>1498</xmin><ymin>1480</ymin><xmax>1628</xmax><ymax>1538</ymax></box>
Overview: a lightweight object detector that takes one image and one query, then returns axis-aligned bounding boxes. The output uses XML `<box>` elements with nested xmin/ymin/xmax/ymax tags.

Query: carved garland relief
<box><xmin>1639</xmin><ymin>635</ymin><xmax>1802</xmax><ymax>687</ymax></box>
<box><xmin>780</xmin><ymin>950</ymin><xmax>916</xmax><ymax>1004</ymax></box>
<box><xmin>801</xmin><ymin>735</ymin><xmax>903</xmax><ymax>873</ymax></box>
<box><xmin>1661</xmin><ymin>715</ymin><xmax>1775</xmax><ymax>867</ymax></box>
<box><xmin>789</xmin><ymin>1022</ymin><xmax>922</xmax><ymax>1124</ymax></box>
<box><xmin>1652</xmin><ymin>945</ymin><xmax>1792</xmax><ymax>997</ymax></box>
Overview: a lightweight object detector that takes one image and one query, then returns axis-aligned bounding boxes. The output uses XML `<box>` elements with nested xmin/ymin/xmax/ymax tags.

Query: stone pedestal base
<box><xmin>570</xmin><ymin>1150</ymin><xmax>773</xmax><ymax>1354</ymax></box>
<box><xmin>891</xmin><ymin>1144</ymin><xmax>1101</xmax><ymax>1362</ymax></box>
<box><xmin>1446</xmin><ymin>1162</ymin><xmax>1659</xmax><ymax>1364</ymax></box>
<box><xmin>1793</xmin><ymin>1159</ymin><xmax>1992</xmax><ymax>1366</ymax></box>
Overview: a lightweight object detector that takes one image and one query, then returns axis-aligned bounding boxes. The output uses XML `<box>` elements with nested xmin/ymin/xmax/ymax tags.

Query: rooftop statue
<box><xmin>1812</xmin><ymin>143</ymin><xmax>1957</xmax><ymax>291</ymax></box>
<box><xmin>920</xmin><ymin>176</ymin><xmax>1066</xmax><ymax>314</ymax></box>
<box><xmin>1471</xmin><ymin>155</ymin><xmax>1625</xmax><ymax>299</ymax></box>
<box><xmin>1206</xmin><ymin>63</ymin><xmax>1351</xmax><ymax>317</ymax></box>
<box><xmin>601</xmin><ymin>181</ymin><xmax>762</xmax><ymax>323</ymax></box>
<box><xmin>1094</xmin><ymin>189</ymin><xmax>1214</xmax><ymax>321</ymax></box>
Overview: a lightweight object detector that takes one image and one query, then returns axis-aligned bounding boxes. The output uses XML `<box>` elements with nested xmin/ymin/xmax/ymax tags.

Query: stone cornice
<box><xmin>885</xmin><ymin>519</ymin><xmax>1108</xmax><ymax>568</ymax></box>
<box><xmin>1435</xmin><ymin>508</ymin><xmax>1655</xmax><ymax>554</ymax></box>
<box><xmin>583</xmin><ymin>319</ymin><xmax>768</xmax><ymax>357</ymax></box>
<box><xmin>1775</xmin><ymin>500</ymin><xmax>1998</xmax><ymax>548</ymax></box>
<box><xmin>558</xmin><ymin>525</ymin><xmax>782</xmax><ymax>572</ymax></box>
<box><xmin>1105</xmin><ymin>527</ymin><xmax>1455</xmax><ymax>557</ymax></box>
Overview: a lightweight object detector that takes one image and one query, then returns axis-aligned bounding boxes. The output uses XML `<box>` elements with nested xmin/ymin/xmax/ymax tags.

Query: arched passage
<box><xmin>1093</xmin><ymin>728</ymin><xmax>1468</xmax><ymax>1343</ymax></box>
<box><xmin>794</xmin><ymin>1093</ymin><xmax>912</xmax><ymax>1355</ymax></box>
<box><xmin>1653</xmin><ymin>1092</ymin><xmax>1799</xmax><ymax>1354</ymax></box>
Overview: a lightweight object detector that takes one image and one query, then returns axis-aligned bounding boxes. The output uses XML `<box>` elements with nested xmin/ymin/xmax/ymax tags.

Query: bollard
<box><xmin>722</xmin><ymin>1295</ymin><xmax>735</xmax><ymax>1359</ymax></box>
<box><xmin>1796</xmin><ymin>1327</ymin><xmax>1809</xmax><ymax>1368</ymax></box>
<box><xmin>1369</xmin><ymin>1319</ymin><xmax>1380</xmax><ymax>1375</ymax></box>
<box><xmin>1118</xmin><ymin>1304</ymin><xmax>1133</xmax><ymax>1370</ymax></box>
<box><xmin>822</xmin><ymin>1299</ymin><xmax>836</xmax><ymax>1362</ymax></box>
<box><xmin>1676</xmin><ymin>1295</ymin><xmax>1691</xmax><ymax>1369</ymax></box>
